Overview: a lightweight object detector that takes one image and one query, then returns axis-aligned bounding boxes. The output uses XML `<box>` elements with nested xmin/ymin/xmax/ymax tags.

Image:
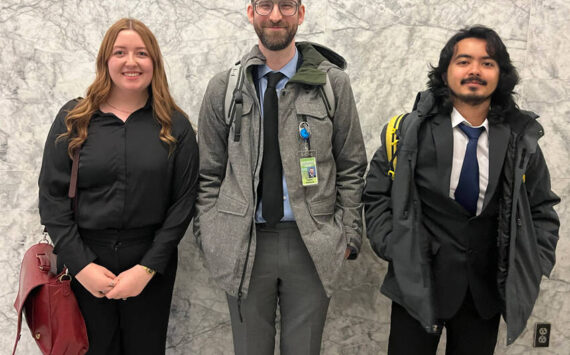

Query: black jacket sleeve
<box><xmin>363</xmin><ymin>124</ymin><xmax>395</xmax><ymax>261</ymax></box>
<box><xmin>38</xmin><ymin>101</ymin><xmax>97</xmax><ymax>275</ymax></box>
<box><xmin>139</xmin><ymin>116</ymin><xmax>199</xmax><ymax>274</ymax></box>
<box><xmin>524</xmin><ymin>145</ymin><xmax>560</xmax><ymax>276</ymax></box>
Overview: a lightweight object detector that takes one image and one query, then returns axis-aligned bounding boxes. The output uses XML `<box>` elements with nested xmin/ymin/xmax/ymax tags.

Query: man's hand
<box><xmin>75</xmin><ymin>263</ymin><xmax>117</xmax><ymax>298</ymax></box>
<box><xmin>105</xmin><ymin>265</ymin><xmax>154</xmax><ymax>300</ymax></box>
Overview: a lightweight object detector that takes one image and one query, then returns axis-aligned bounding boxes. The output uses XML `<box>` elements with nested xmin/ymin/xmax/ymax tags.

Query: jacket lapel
<box><xmin>431</xmin><ymin>113</ymin><xmax>454</xmax><ymax>196</ymax></box>
<box><xmin>482</xmin><ymin>121</ymin><xmax>511</xmax><ymax>210</ymax></box>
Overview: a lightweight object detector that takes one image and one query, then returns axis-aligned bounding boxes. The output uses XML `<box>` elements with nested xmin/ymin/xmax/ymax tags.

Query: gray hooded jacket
<box><xmin>194</xmin><ymin>42</ymin><xmax>367</xmax><ymax>298</ymax></box>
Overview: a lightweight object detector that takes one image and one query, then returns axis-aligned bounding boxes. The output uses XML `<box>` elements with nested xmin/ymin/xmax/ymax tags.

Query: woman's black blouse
<box><xmin>39</xmin><ymin>99</ymin><xmax>198</xmax><ymax>275</ymax></box>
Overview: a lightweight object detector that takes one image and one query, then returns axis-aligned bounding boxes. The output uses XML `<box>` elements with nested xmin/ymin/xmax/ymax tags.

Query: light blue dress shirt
<box><xmin>255</xmin><ymin>48</ymin><xmax>299</xmax><ymax>223</ymax></box>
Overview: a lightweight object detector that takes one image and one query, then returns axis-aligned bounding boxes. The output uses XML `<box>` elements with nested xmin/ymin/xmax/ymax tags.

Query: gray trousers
<box><xmin>227</xmin><ymin>222</ymin><xmax>330</xmax><ymax>355</ymax></box>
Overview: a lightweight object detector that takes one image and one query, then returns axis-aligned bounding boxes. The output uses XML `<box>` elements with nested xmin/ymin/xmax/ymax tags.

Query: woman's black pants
<box><xmin>71</xmin><ymin>227</ymin><xmax>177</xmax><ymax>355</ymax></box>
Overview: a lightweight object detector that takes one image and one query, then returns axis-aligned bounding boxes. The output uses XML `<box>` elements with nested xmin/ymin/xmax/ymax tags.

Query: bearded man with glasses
<box><xmin>194</xmin><ymin>1</ymin><xmax>367</xmax><ymax>354</ymax></box>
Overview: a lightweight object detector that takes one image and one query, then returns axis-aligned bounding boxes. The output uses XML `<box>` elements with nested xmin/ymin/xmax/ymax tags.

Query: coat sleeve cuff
<box><xmin>139</xmin><ymin>247</ymin><xmax>178</xmax><ymax>275</ymax></box>
<box><xmin>64</xmin><ymin>248</ymin><xmax>98</xmax><ymax>276</ymax></box>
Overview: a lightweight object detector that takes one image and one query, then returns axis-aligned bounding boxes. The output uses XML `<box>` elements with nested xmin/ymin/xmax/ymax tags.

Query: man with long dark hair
<box><xmin>364</xmin><ymin>26</ymin><xmax>560</xmax><ymax>354</ymax></box>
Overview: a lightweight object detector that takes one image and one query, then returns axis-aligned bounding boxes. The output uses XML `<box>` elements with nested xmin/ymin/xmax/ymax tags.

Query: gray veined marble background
<box><xmin>1</xmin><ymin>0</ymin><xmax>568</xmax><ymax>354</ymax></box>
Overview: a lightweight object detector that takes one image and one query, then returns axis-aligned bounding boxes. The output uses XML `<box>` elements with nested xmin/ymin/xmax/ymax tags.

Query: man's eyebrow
<box><xmin>453</xmin><ymin>54</ymin><xmax>495</xmax><ymax>61</ymax></box>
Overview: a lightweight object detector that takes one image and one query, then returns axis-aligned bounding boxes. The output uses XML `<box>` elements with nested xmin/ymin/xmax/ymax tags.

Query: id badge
<box><xmin>300</xmin><ymin>150</ymin><xmax>318</xmax><ymax>186</ymax></box>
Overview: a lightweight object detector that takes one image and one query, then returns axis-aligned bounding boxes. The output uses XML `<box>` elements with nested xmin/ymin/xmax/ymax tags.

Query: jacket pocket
<box><xmin>295</xmin><ymin>93</ymin><xmax>328</xmax><ymax>120</ymax></box>
<box><xmin>309</xmin><ymin>196</ymin><xmax>335</xmax><ymax>216</ymax></box>
<box><xmin>295</xmin><ymin>94</ymin><xmax>333</xmax><ymax>166</ymax></box>
<box><xmin>217</xmin><ymin>193</ymin><xmax>248</xmax><ymax>216</ymax></box>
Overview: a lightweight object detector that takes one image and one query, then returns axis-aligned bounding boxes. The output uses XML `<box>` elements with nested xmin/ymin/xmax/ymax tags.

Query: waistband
<box><xmin>256</xmin><ymin>221</ymin><xmax>298</xmax><ymax>231</ymax></box>
<box><xmin>79</xmin><ymin>225</ymin><xmax>159</xmax><ymax>243</ymax></box>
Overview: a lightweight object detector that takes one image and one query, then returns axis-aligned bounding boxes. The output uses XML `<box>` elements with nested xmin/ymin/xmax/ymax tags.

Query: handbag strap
<box><xmin>68</xmin><ymin>148</ymin><xmax>80</xmax><ymax>214</ymax></box>
<box><xmin>12</xmin><ymin>312</ymin><xmax>23</xmax><ymax>355</ymax></box>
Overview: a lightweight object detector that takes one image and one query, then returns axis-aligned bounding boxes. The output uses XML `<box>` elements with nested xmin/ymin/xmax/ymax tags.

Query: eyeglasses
<box><xmin>254</xmin><ymin>0</ymin><xmax>299</xmax><ymax>17</ymax></box>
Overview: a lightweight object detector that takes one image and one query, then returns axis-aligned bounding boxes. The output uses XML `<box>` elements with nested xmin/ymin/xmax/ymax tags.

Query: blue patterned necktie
<box><xmin>454</xmin><ymin>123</ymin><xmax>485</xmax><ymax>215</ymax></box>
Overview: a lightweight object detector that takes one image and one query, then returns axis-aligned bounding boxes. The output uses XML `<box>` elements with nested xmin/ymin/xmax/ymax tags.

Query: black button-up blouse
<box><xmin>39</xmin><ymin>99</ymin><xmax>198</xmax><ymax>275</ymax></box>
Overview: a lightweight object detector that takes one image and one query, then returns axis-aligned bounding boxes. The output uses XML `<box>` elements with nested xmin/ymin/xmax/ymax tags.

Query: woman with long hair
<box><xmin>38</xmin><ymin>18</ymin><xmax>198</xmax><ymax>354</ymax></box>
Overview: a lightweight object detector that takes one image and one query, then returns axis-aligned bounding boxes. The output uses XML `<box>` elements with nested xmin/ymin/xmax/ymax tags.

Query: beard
<box><xmin>449</xmin><ymin>89</ymin><xmax>492</xmax><ymax>106</ymax></box>
<box><xmin>449</xmin><ymin>76</ymin><xmax>493</xmax><ymax>106</ymax></box>
<box><xmin>254</xmin><ymin>20</ymin><xmax>298</xmax><ymax>51</ymax></box>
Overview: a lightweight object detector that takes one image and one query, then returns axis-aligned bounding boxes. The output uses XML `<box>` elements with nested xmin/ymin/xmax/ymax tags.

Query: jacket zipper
<box><xmin>236</xmin><ymin>224</ymin><xmax>253</xmax><ymax>322</ymax></box>
<box><xmin>402</xmin><ymin>157</ymin><xmax>413</xmax><ymax>219</ymax></box>
<box><xmin>510</xmin><ymin>124</ymin><xmax>531</xmax><ymax>233</ymax></box>
<box><xmin>512</xmin><ymin>119</ymin><xmax>535</xmax><ymax>204</ymax></box>
<box><xmin>518</xmin><ymin>148</ymin><xmax>527</xmax><ymax>169</ymax></box>
<box><xmin>236</xmin><ymin>77</ymin><xmax>263</xmax><ymax>322</ymax></box>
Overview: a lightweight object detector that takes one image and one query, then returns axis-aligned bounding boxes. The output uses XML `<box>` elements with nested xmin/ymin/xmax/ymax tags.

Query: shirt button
<box><xmin>283</xmin><ymin>196</ymin><xmax>286</xmax><ymax>200</ymax></box>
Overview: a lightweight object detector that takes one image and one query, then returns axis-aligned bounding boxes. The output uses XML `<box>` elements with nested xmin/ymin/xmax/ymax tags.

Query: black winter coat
<box><xmin>363</xmin><ymin>90</ymin><xmax>560</xmax><ymax>344</ymax></box>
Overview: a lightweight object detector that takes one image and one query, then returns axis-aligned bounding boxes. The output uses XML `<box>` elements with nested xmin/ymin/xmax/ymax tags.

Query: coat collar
<box><xmin>240</xmin><ymin>41</ymin><xmax>346</xmax><ymax>87</ymax></box>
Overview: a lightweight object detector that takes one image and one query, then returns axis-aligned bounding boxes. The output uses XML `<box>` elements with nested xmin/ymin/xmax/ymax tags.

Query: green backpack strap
<box><xmin>385</xmin><ymin>113</ymin><xmax>408</xmax><ymax>180</ymax></box>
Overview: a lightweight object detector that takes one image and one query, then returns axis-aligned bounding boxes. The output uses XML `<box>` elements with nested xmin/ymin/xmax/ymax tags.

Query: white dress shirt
<box><xmin>449</xmin><ymin>107</ymin><xmax>490</xmax><ymax>215</ymax></box>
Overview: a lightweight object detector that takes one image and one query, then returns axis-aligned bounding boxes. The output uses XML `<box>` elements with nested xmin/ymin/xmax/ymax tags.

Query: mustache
<box><xmin>461</xmin><ymin>76</ymin><xmax>487</xmax><ymax>85</ymax></box>
<box><xmin>263</xmin><ymin>20</ymin><xmax>286</xmax><ymax>27</ymax></box>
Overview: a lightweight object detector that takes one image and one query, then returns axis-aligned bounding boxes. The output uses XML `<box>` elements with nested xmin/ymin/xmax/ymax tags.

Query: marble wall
<box><xmin>1</xmin><ymin>0</ymin><xmax>568</xmax><ymax>354</ymax></box>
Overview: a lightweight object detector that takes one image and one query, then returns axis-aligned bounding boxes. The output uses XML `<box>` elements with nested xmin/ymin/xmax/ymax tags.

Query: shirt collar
<box><xmin>95</xmin><ymin>92</ymin><xmax>152</xmax><ymax>117</ymax></box>
<box><xmin>451</xmin><ymin>107</ymin><xmax>489</xmax><ymax>131</ymax></box>
<box><xmin>257</xmin><ymin>47</ymin><xmax>299</xmax><ymax>80</ymax></box>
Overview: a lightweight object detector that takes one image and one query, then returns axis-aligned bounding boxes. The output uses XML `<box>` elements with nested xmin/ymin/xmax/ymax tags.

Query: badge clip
<box><xmin>299</xmin><ymin>122</ymin><xmax>310</xmax><ymax>140</ymax></box>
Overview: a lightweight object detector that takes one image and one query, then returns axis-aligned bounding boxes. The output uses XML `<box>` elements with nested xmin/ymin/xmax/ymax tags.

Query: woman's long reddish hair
<box><xmin>59</xmin><ymin>18</ymin><xmax>185</xmax><ymax>156</ymax></box>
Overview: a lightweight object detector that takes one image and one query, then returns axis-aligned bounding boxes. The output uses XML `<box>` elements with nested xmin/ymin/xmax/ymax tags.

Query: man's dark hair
<box><xmin>427</xmin><ymin>25</ymin><xmax>519</xmax><ymax>121</ymax></box>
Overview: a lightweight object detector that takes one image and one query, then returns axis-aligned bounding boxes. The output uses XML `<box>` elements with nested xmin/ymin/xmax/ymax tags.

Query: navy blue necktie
<box><xmin>261</xmin><ymin>72</ymin><xmax>284</xmax><ymax>226</ymax></box>
<box><xmin>454</xmin><ymin>123</ymin><xmax>484</xmax><ymax>215</ymax></box>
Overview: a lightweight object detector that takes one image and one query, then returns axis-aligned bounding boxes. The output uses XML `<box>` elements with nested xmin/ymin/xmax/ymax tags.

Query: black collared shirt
<box><xmin>39</xmin><ymin>99</ymin><xmax>198</xmax><ymax>274</ymax></box>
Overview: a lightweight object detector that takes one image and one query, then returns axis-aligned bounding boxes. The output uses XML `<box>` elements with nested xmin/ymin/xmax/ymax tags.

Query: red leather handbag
<box><xmin>12</xmin><ymin>235</ymin><xmax>89</xmax><ymax>355</ymax></box>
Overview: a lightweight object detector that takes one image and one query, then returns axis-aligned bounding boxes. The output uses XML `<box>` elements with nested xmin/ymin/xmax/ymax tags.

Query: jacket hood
<box><xmin>507</xmin><ymin>109</ymin><xmax>542</xmax><ymax>138</ymax></box>
<box><xmin>411</xmin><ymin>90</ymin><xmax>437</xmax><ymax>117</ymax></box>
<box><xmin>291</xmin><ymin>41</ymin><xmax>346</xmax><ymax>86</ymax></box>
<box><xmin>241</xmin><ymin>41</ymin><xmax>347</xmax><ymax>86</ymax></box>
<box><xmin>297</xmin><ymin>41</ymin><xmax>347</xmax><ymax>69</ymax></box>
